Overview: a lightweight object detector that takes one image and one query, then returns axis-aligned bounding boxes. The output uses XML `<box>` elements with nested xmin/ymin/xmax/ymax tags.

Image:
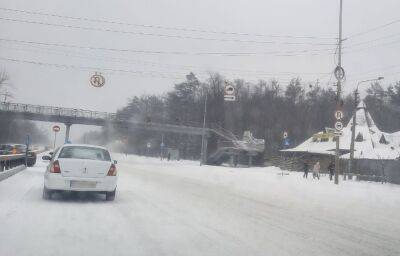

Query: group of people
<box><xmin>303</xmin><ymin>160</ymin><xmax>335</xmax><ymax>180</ymax></box>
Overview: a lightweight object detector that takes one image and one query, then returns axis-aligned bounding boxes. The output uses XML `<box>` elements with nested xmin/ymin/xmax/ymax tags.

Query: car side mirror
<box><xmin>113</xmin><ymin>160</ymin><xmax>118</xmax><ymax>164</ymax></box>
<box><xmin>42</xmin><ymin>155</ymin><xmax>51</xmax><ymax>161</ymax></box>
<box><xmin>49</xmin><ymin>152</ymin><xmax>54</xmax><ymax>155</ymax></box>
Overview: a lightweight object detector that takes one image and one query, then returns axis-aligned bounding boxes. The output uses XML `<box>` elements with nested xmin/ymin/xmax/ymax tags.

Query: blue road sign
<box><xmin>283</xmin><ymin>138</ymin><xmax>290</xmax><ymax>147</ymax></box>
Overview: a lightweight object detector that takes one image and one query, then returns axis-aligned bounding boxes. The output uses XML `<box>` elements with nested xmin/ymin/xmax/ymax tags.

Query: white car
<box><xmin>42</xmin><ymin>144</ymin><xmax>117</xmax><ymax>201</ymax></box>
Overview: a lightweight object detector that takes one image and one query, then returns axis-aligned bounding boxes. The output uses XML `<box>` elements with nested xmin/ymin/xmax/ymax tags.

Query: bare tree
<box><xmin>0</xmin><ymin>71</ymin><xmax>12</xmax><ymax>102</ymax></box>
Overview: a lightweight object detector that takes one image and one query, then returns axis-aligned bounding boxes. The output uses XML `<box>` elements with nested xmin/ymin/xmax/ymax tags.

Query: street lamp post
<box><xmin>348</xmin><ymin>77</ymin><xmax>384</xmax><ymax>178</ymax></box>
<box><xmin>200</xmin><ymin>92</ymin><xmax>208</xmax><ymax>166</ymax></box>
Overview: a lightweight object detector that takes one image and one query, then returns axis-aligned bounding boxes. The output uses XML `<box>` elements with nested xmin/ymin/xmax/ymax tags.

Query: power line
<box><xmin>343</xmin><ymin>37</ymin><xmax>400</xmax><ymax>54</ymax></box>
<box><xmin>0</xmin><ymin>56</ymin><xmax>331</xmax><ymax>83</ymax></box>
<box><xmin>0</xmin><ymin>43</ymin><xmax>331</xmax><ymax>77</ymax></box>
<box><xmin>345</xmin><ymin>33</ymin><xmax>400</xmax><ymax>48</ymax></box>
<box><xmin>0</xmin><ymin>16</ymin><xmax>337</xmax><ymax>46</ymax></box>
<box><xmin>0</xmin><ymin>7</ymin><xmax>337</xmax><ymax>40</ymax></box>
<box><xmin>347</xmin><ymin>18</ymin><xmax>400</xmax><ymax>39</ymax></box>
<box><xmin>0</xmin><ymin>56</ymin><xmax>182</xmax><ymax>79</ymax></box>
<box><xmin>0</xmin><ymin>37</ymin><xmax>336</xmax><ymax>57</ymax></box>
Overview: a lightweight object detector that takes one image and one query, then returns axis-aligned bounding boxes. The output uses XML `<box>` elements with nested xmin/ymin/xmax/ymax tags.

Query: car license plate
<box><xmin>70</xmin><ymin>181</ymin><xmax>97</xmax><ymax>188</ymax></box>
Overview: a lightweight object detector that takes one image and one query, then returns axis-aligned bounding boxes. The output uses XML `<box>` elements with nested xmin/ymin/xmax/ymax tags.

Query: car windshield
<box><xmin>58</xmin><ymin>146</ymin><xmax>111</xmax><ymax>161</ymax></box>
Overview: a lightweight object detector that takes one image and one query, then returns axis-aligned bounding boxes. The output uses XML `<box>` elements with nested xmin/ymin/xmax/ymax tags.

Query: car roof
<box><xmin>60</xmin><ymin>144</ymin><xmax>109</xmax><ymax>151</ymax></box>
<box><xmin>0</xmin><ymin>143</ymin><xmax>25</xmax><ymax>147</ymax></box>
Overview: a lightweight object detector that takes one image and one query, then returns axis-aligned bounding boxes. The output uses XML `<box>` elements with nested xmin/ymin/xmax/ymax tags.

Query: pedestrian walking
<box><xmin>167</xmin><ymin>152</ymin><xmax>171</xmax><ymax>161</ymax></box>
<box><xmin>303</xmin><ymin>161</ymin><xmax>309</xmax><ymax>178</ymax></box>
<box><xmin>328</xmin><ymin>161</ymin><xmax>335</xmax><ymax>181</ymax></box>
<box><xmin>313</xmin><ymin>161</ymin><xmax>320</xmax><ymax>180</ymax></box>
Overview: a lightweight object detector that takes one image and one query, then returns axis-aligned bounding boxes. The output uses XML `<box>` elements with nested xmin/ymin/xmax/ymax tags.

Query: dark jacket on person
<box><xmin>303</xmin><ymin>162</ymin><xmax>309</xmax><ymax>173</ymax></box>
<box><xmin>328</xmin><ymin>162</ymin><xmax>335</xmax><ymax>174</ymax></box>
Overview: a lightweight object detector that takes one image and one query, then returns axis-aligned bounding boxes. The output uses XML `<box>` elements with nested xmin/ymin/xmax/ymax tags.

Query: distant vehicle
<box><xmin>0</xmin><ymin>144</ymin><xmax>13</xmax><ymax>155</ymax></box>
<box><xmin>42</xmin><ymin>144</ymin><xmax>117</xmax><ymax>201</ymax></box>
<box><xmin>0</xmin><ymin>143</ymin><xmax>37</xmax><ymax>167</ymax></box>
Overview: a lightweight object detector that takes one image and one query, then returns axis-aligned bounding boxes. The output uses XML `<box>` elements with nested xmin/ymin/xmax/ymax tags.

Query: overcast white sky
<box><xmin>1</xmin><ymin>0</ymin><xmax>399</xmax><ymax>143</ymax></box>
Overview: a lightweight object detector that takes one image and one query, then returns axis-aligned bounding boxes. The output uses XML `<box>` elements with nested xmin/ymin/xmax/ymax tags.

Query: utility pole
<box><xmin>200</xmin><ymin>92</ymin><xmax>208</xmax><ymax>165</ymax></box>
<box><xmin>53</xmin><ymin>132</ymin><xmax>57</xmax><ymax>149</ymax></box>
<box><xmin>334</xmin><ymin>0</ymin><xmax>344</xmax><ymax>185</ymax></box>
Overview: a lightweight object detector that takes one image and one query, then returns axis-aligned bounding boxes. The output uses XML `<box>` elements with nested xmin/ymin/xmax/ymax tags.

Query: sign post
<box><xmin>160</xmin><ymin>141</ymin><xmax>165</xmax><ymax>160</ymax></box>
<box><xmin>334</xmin><ymin>108</ymin><xmax>344</xmax><ymax>182</ymax></box>
<box><xmin>224</xmin><ymin>82</ymin><xmax>236</xmax><ymax>101</ymax></box>
<box><xmin>146</xmin><ymin>142</ymin><xmax>151</xmax><ymax>156</ymax></box>
<box><xmin>52</xmin><ymin>125</ymin><xmax>60</xmax><ymax>149</ymax></box>
<box><xmin>25</xmin><ymin>134</ymin><xmax>30</xmax><ymax>166</ymax></box>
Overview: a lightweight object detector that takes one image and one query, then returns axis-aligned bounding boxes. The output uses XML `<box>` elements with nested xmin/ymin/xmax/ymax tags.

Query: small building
<box><xmin>282</xmin><ymin>101</ymin><xmax>400</xmax><ymax>184</ymax></box>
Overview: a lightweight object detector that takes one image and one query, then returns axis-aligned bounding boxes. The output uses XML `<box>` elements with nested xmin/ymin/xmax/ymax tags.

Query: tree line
<box><xmin>84</xmin><ymin>72</ymin><xmax>396</xmax><ymax>159</ymax></box>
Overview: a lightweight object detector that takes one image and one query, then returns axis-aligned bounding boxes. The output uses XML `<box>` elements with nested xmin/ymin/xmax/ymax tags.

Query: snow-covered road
<box><xmin>1</xmin><ymin>154</ymin><xmax>400</xmax><ymax>256</ymax></box>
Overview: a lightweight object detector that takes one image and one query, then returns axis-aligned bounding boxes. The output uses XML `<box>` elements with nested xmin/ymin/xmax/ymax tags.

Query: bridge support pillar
<box><xmin>65</xmin><ymin>123</ymin><xmax>72</xmax><ymax>143</ymax></box>
<box><xmin>203</xmin><ymin>138</ymin><xmax>208</xmax><ymax>164</ymax></box>
<box><xmin>200</xmin><ymin>135</ymin><xmax>208</xmax><ymax>165</ymax></box>
<box><xmin>248</xmin><ymin>155</ymin><xmax>253</xmax><ymax>167</ymax></box>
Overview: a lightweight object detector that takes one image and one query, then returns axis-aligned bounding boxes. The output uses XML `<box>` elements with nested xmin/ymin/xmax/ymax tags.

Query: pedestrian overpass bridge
<box><xmin>0</xmin><ymin>102</ymin><xmax>264</xmax><ymax>164</ymax></box>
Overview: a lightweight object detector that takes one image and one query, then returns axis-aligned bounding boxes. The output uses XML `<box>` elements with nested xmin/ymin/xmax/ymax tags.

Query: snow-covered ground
<box><xmin>0</xmin><ymin>153</ymin><xmax>399</xmax><ymax>256</ymax></box>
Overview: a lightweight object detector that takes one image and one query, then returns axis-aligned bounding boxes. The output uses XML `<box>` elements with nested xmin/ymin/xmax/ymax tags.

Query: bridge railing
<box><xmin>0</xmin><ymin>102</ymin><xmax>118</xmax><ymax>120</ymax></box>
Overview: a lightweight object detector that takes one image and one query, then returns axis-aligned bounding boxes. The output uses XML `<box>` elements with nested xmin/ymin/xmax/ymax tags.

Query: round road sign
<box><xmin>334</xmin><ymin>110</ymin><xmax>344</xmax><ymax>120</ymax></box>
<box><xmin>283</xmin><ymin>131</ymin><xmax>288</xmax><ymax>139</ymax></box>
<box><xmin>224</xmin><ymin>85</ymin><xmax>235</xmax><ymax>95</ymax></box>
<box><xmin>147</xmin><ymin>142</ymin><xmax>151</xmax><ymax>148</ymax></box>
<box><xmin>334</xmin><ymin>121</ymin><xmax>343</xmax><ymax>131</ymax></box>
<box><xmin>334</xmin><ymin>66</ymin><xmax>345</xmax><ymax>81</ymax></box>
<box><xmin>90</xmin><ymin>72</ymin><xmax>105</xmax><ymax>88</ymax></box>
<box><xmin>52</xmin><ymin>125</ymin><xmax>60</xmax><ymax>132</ymax></box>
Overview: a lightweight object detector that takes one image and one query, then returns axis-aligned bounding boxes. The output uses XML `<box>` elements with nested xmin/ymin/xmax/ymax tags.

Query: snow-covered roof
<box><xmin>283</xmin><ymin>101</ymin><xmax>400</xmax><ymax>160</ymax></box>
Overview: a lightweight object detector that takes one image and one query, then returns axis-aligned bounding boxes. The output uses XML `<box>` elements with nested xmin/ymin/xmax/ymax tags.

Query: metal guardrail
<box><xmin>0</xmin><ymin>149</ymin><xmax>42</xmax><ymax>172</ymax></box>
<box><xmin>0</xmin><ymin>154</ymin><xmax>26</xmax><ymax>172</ymax></box>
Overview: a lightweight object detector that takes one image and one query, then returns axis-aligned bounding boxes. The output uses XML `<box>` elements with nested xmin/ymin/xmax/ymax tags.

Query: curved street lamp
<box><xmin>356</xmin><ymin>76</ymin><xmax>384</xmax><ymax>91</ymax></box>
<box><xmin>347</xmin><ymin>76</ymin><xmax>384</xmax><ymax>179</ymax></box>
